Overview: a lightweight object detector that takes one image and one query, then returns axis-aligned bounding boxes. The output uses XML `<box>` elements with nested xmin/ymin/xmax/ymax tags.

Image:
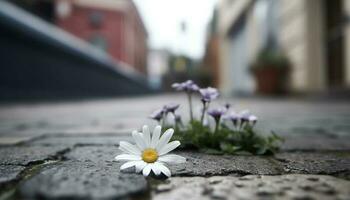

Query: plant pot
<box><xmin>252</xmin><ymin>67</ymin><xmax>288</xmax><ymax>95</ymax></box>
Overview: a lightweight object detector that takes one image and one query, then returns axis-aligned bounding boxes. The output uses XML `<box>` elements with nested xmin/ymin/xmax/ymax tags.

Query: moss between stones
<box><xmin>0</xmin><ymin>160</ymin><xmax>59</xmax><ymax>200</ymax></box>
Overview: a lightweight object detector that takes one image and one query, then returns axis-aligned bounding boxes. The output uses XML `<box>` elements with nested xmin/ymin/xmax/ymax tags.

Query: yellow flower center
<box><xmin>142</xmin><ymin>148</ymin><xmax>158</xmax><ymax>163</ymax></box>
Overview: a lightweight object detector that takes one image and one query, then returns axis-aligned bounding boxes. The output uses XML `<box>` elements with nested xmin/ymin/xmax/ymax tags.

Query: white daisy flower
<box><xmin>115</xmin><ymin>125</ymin><xmax>186</xmax><ymax>177</ymax></box>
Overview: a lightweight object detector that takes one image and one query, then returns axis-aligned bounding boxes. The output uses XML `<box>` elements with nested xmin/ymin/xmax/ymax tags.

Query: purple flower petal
<box><xmin>200</xmin><ymin>87</ymin><xmax>219</xmax><ymax>102</ymax></box>
<box><xmin>149</xmin><ymin>108</ymin><xmax>164</xmax><ymax>121</ymax></box>
<box><xmin>239</xmin><ymin>110</ymin><xmax>251</xmax><ymax>121</ymax></box>
<box><xmin>172</xmin><ymin>80</ymin><xmax>199</xmax><ymax>93</ymax></box>
<box><xmin>248</xmin><ymin>115</ymin><xmax>258</xmax><ymax>123</ymax></box>
<box><xmin>163</xmin><ymin>103</ymin><xmax>180</xmax><ymax>113</ymax></box>
<box><xmin>207</xmin><ymin>106</ymin><xmax>227</xmax><ymax>121</ymax></box>
<box><xmin>224</xmin><ymin>111</ymin><xmax>239</xmax><ymax>121</ymax></box>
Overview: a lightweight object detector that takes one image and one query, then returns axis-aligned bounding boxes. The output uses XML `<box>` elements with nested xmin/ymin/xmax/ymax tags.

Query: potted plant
<box><xmin>250</xmin><ymin>48</ymin><xmax>290</xmax><ymax>94</ymax></box>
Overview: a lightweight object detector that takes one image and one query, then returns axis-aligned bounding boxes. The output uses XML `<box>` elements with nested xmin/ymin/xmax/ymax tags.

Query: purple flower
<box><xmin>208</xmin><ymin>106</ymin><xmax>227</xmax><ymax>133</ymax></box>
<box><xmin>149</xmin><ymin>108</ymin><xmax>164</xmax><ymax>121</ymax></box>
<box><xmin>163</xmin><ymin>103</ymin><xmax>180</xmax><ymax>113</ymax></box>
<box><xmin>172</xmin><ymin>80</ymin><xmax>199</xmax><ymax>93</ymax></box>
<box><xmin>199</xmin><ymin>87</ymin><xmax>219</xmax><ymax>102</ymax></box>
<box><xmin>248</xmin><ymin>115</ymin><xmax>258</xmax><ymax>126</ymax></box>
<box><xmin>238</xmin><ymin>110</ymin><xmax>258</xmax><ymax>128</ymax></box>
<box><xmin>207</xmin><ymin>107</ymin><xmax>227</xmax><ymax>122</ymax></box>
<box><xmin>225</xmin><ymin>111</ymin><xmax>240</xmax><ymax>120</ymax></box>
<box><xmin>224</xmin><ymin>110</ymin><xmax>258</xmax><ymax>130</ymax></box>
<box><xmin>224</xmin><ymin>111</ymin><xmax>240</xmax><ymax>127</ymax></box>
<box><xmin>239</xmin><ymin>110</ymin><xmax>251</xmax><ymax>122</ymax></box>
<box><xmin>172</xmin><ymin>80</ymin><xmax>198</xmax><ymax>121</ymax></box>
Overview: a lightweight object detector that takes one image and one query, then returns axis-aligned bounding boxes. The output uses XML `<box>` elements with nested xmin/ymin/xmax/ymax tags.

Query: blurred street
<box><xmin>1</xmin><ymin>94</ymin><xmax>350</xmax><ymax>142</ymax></box>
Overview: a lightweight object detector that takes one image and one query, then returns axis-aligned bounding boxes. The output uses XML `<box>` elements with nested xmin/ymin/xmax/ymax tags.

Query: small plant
<box><xmin>250</xmin><ymin>48</ymin><xmax>290</xmax><ymax>94</ymax></box>
<box><xmin>149</xmin><ymin>80</ymin><xmax>283</xmax><ymax>155</ymax></box>
<box><xmin>250</xmin><ymin>48</ymin><xmax>290</xmax><ymax>70</ymax></box>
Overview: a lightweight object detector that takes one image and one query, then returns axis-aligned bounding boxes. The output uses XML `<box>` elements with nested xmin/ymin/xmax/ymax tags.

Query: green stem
<box><xmin>172</xmin><ymin>112</ymin><xmax>179</xmax><ymax>130</ymax></box>
<box><xmin>214</xmin><ymin>119</ymin><xmax>220</xmax><ymax>134</ymax></box>
<box><xmin>188</xmin><ymin>94</ymin><xmax>193</xmax><ymax>122</ymax></box>
<box><xmin>161</xmin><ymin>112</ymin><xmax>166</xmax><ymax>128</ymax></box>
<box><xmin>200</xmin><ymin>102</ymin><xmax>207</xmax><ymax>125</ymax></box>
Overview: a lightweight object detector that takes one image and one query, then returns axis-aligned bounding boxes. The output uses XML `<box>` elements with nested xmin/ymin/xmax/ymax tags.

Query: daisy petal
<box><xmin>142</xmin><ymin>164</ymin><xmax>152</xmax><ymax>176</ymax></box>
<box><xmin>115</xmin><ymin>154</ymin><xmax>141</xmax><ymax>161</ymax></box>
<box><xmin>142</xmin><ymin>125</ymin><xmax>151</xmax><ymax>147</ymax></box>
<box><xmin>119</xmin><ymin>141</ymin><xmax>141</xmax><ymax>155</ymax></box>
<box><xmin>151</xmin><ymin>162</ymin><xmax>162</xmax><ymax>175</ymax></box>
<box><xmin>151</xmin><ymin>126</ymin><xmax>161</xmax><ymax>148</ymax></box>
<box><xmin>120</xmin><ymin>161</ymin><xmax>139</xmax><ymax>170</ymax></box>
<box><xmin>156</xmin><ymin>128</ymin><xmax>174</xmax><ymax>151</ymax></box>
<box><xmin>158</xmin><ymin>154</ymin><xmax>186</xmax><ymax>164</ymax></box>
<box><xmin>132</xmin><ymin>131</ymin><xmax>146</xmax><ymax>150</ymax></box>
<box><xmin>156</xmin><ymin>163</ymin><xmax>171</xmax><ymax>177</ymax></box>
<box><xmin>159</xmin><ymin>141</ymin><xmax>181</xmax><ymax>155</ymax></box>
<box><xmin>135</xmin><ymin>161</ymin><xmax>147</xmax><ymax>173</ymax></box>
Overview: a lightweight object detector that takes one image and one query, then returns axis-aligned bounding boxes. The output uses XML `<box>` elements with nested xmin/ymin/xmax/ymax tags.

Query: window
<box><xmin>89</xmin><ymin>11</ymin><xmax>104</xmax><ymax>28</ymax></box>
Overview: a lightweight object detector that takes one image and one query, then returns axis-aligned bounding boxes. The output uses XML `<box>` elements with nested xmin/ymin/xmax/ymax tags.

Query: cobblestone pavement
<box><xmin>0</xmin><ymin>94</ymin><xmax>350</xmax><ymax>200</ymax></box>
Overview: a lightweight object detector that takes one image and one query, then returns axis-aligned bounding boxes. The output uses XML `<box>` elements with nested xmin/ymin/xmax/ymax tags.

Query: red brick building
<box><xmin>55</xmin><ymin>0</ymin><xmax>148</xmax><ymax>74</ymax></box>
<box><xmin>202</xmin><ymin>9</ymin><xmax>220</xmax><ymax>88</ymax></box>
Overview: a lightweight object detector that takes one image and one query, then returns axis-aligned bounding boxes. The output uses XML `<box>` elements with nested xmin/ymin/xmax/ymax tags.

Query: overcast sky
<box><xmin>133</xmin><ymin>0</ymin><xmax>218</xmax><ymax>59</ymax></box>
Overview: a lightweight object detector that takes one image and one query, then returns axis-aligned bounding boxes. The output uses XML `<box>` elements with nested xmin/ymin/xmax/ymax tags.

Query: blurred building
<box><xmin>0</xmin><ymin>1</ymin><xmax>151</xmax><ymax>100</ymax></box>
<box><xmin>10</xmin><ymin>0</ymin><xmax>148</xmax><ymax>75</ymax></box>
<box><xmin>10</xmin><ymin>0</ymin><xmax>56</xmax><ymax>23</ymax></box>
<box><xmin>162</xmin><ymin>55</ymin><xmax>206</xmax><ymax>91</ymax></box>
<box><xmin>56</xmin><ymin>0</ymin><xmax>148</xmax><ymax>74</ymax></box>
<box><xmin>217</xmin><ymin>0</ymin><xmax>350</xmax><ymax>95</ymax></box>
<box><xmin>202</xmin><ymin>8</ymin><xmax>221</xmax><ymax>88</ymax></box>
<box><xmin>162</xmin><ymin>55</ymin><xmax>193</xmax><ymax>90</ymax></box>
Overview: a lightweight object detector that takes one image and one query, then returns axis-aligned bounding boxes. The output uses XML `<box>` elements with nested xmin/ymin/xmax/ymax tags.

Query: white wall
<box><xmin>218</xmin><ymin>0</ymin><xmax>253</xmax><ymax>96</ymax></box>
<box><xmin>229</xmin><ymin>19</ymin><xmax>255</xmax><ymax>94</ymax></box>
<box><xmin>278</xmin><ymin>0</ymin><xmax>308</xmax><ymax>91</ymax></box>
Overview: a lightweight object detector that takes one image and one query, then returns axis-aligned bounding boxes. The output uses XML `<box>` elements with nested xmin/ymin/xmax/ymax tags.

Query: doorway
<box><xmin>324</xmin><ymin>0</ymin><xmax>345</xmax><ymax>87</ymax></box>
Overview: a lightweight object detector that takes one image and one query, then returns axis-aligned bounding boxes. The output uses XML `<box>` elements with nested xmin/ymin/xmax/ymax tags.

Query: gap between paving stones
<box><xmin>0</xmin><ymin>149</ymin><xmax>70</xmax><ymax>200</ymax></box>
<box><xmin>24</xmin><ymin>133</ymin><xmax>132</xmax><ymax>147</ymax></box>
<box><xmin>0</xmin><ymin>160</ymin><xmax>60</xmax><ymax>200</ymax></box>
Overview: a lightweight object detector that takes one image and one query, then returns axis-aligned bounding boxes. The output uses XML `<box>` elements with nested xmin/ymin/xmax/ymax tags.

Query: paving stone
<box><xmin>66</xmin><ymin>147</ymin><xmax>283</xmax><ymax>176</ymax></box>
<box><xmin>169</xmin><ymin>151</ymin><xmax>283</xmax><ymax>176</ymax></box>
<box><xmin>152</xmin><ymin>175</ymin><xmax>350</xmax><ymax>200</ymax></box>
<box><xmin>0</xmin><ymin>165</ymin><xmax>25</xmax><ymax>185</ymax></box>
<box><xmin>0</xmin><ymin>146</ymin><xmax>69</xmax><ymax>165</ymax></box>
<box><xmin>281</xmin><ymin>135</ymin><xmax>350</xmax><ymax>151</ymax></box>
<box><xmin>18</xmin><ymin>161</ymin><xmax>148</xmax><ymax>200</ymax></box>
<box><xmin>0</xmin><ymin>96</ymin><xmax>162</xmax><ymax>136</ymax></box>
<box><xmin>29</xmin><ymin>135</ymin><xmax>132</xmax><ymax>147</ymax></box>
<box><xmin>275</xmin><ymin>152</ymin><xmax>350</xmax><ymax>175</ymax></box>
<box><xmin>65</xmin><ymin>146</ymin><xmax>119</xmax><ymax>164</ymax></box>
